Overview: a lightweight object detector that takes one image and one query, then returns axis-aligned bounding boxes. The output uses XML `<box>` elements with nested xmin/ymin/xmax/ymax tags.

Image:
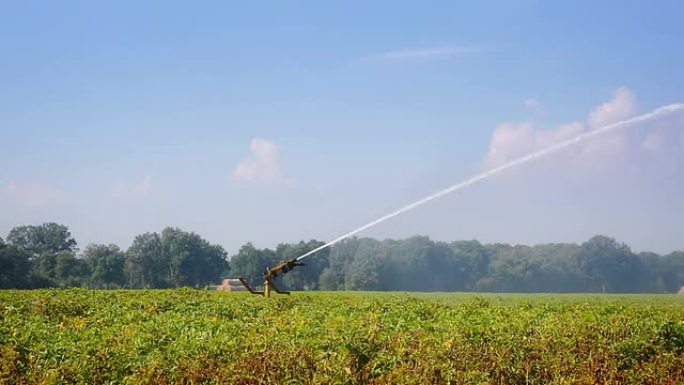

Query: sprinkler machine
<box><xmin>237</xmin><ymin>258</ymin><xmax>305</xmax><ymax>297</ymax></box>
<box><xmin>226</xmin><ymin>105</ymin><xmax>684</xmax><ymax>298</ymax></box>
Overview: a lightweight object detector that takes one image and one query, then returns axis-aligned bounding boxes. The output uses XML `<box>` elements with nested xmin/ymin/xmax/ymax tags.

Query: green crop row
<box><xmin>1</xmin><ymin>290</ymin><xmax>684</xmax><ymax>384</ymax></box>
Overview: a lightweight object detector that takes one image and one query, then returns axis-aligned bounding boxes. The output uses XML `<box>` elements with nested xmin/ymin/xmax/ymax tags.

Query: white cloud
<box><xmin>486</xmin><ymin>122</ymin><xmax>535</xmax><ymax>167</ymax></box>
<box><xmin>588</xmin><ymin>87</ymin><xmax>636</xmax><ymax>129</ymax></box>
<box><xmin>486</xmin><ymin>121</ymin><xmax>584</xmax><ymax>167</ymax></box>
<box><xmin>366</xmin><ymin>46</ymin><xmax>486</xmax><ymax>61</ymax></box>
<box><xmin>582</xmin><ymin>87</ymin><xmax>636</xmax><ymax>158</ymax></box>
<box><xmin>111</xmin><ymin>175</ymin><xmax>152</xmax><ymax>198</ymax></box>
<box><xmin>485</xmin><ymin>86</ymin><xmax>639</xmax><ymax>169</ymax></box>
<box><xmin>2</xmin><ymin>180</ymin><xmax>64</xmax><ymax>207</ymax></box>
<box><xmin>233</xmin><ymin>138</ymin><xmax>283</xmax><ymax>183</ymax></box>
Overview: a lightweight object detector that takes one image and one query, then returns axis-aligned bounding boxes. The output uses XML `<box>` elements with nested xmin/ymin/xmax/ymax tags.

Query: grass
<box><xmin>1</xmin><ymin>289</ymin><xmax>684</xmax><ymax>384</ymax></box>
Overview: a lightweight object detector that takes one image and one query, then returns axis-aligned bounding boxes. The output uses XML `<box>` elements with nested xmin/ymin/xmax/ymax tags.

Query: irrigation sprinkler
<box><xmin>231</xmin><ymin>103</ymin><xmax>684</xmax><ymax>298</ymax></box>
<box><xmin>238</xmin><ymin>258</ymin><xmax>305</xmax><ymax>297</ymax></box>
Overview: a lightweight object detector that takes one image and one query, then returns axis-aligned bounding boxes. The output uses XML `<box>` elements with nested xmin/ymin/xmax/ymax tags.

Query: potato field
<box><xmin>1</xmin><ymin>290</ymin><xmax>684</xmax><ymax>384</ymax></box>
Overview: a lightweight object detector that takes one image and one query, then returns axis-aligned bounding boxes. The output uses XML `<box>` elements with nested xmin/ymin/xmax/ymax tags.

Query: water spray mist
<box><xmin>296</xmin><ymin>103</ymin><xmax>684</xmax><ymax>261</ymax></box>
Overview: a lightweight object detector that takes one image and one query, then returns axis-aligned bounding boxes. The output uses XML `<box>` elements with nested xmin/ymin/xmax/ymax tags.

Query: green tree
<box><xmin>449</xmin><ymin>240</ymin><xmax>490</xmax><ymax>290</ymax></box>
<box><xmin>84</xmin><ymin>244</ymin><xmax>125</xmax><ymax>289</ymax></box>
<box><xmin>125</xmin><ymin>232</ymin><xmax>164</xmax><ymax>288</ymax></box>
<box><xmin>343</xmin><ymin>239</ymin><xmax>382</xmax><ymax>291</ymax></box>
<box><xmin>276</xmin><ymin>240</ymin><xmax>329</xmax><ymax>290</ymax></box>
<box><xmin>160</xmin><ymin>227</ymin><xmax>228</xmax><ymax>287</ymax></box>
<box><xmin>326</xmin><ymin>237</ymin><xmax>362</xmax><ymax>289</ymax></box>
<box><xmin>345</xmin><ymin>255</ymin><xmax>380</xmax><ymax>290</ymax></box>
<box><xmin>381</xmin><ymin>236</ymin><xmax>464</xmax><ymax>291</ymax></box>
<box><xmin>574</xmin><ymin>235</ymin><xmax>646</xmax><ymax>293</ymax></box>
<box><xmin>642</xmin><ymin>251</ymin><xmax>684</xmax><ymax>293</ymax></box>
<box><xmin>318</xmin><ymin>268</ymin><xmax>339</xmax><ymax>290</ymax></box>
<box><xmin>7</xmin><ymin>223</ymin><xmax>77</xmax><ymax>257</ymax></box>
<box><xmin>229</xmin><ymin>243</ymin><xmax>277</xmax><ymax>287</ymax></box>
<box><xmin>6</xmin><ymin>223</ymin><xmax>86</xmax><ymax>288</ymax></box>
<box><xmin>30</xmin><ymin>251</ymin><xmax>87</xmax><ymax>288</ymax></box>
<box><xmin>0</xmin><ymin>239</ymin><xmax>31</xmax><ymax>288</ymax></box>
<box><xmin>54</xmin><ymin>252</ymin><xmax>88</xmax><ymax>287</ymax></box>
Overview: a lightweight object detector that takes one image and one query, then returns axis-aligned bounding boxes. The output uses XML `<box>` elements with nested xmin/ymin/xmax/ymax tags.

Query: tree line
<box><xmin>0</xmin><ymin>223</ymin><xmax>228</xmax><ymax>289</ymax></box>
<box><xmin>232</xmin><ymin>235</ymin><xmax>684</xmax><ymax>293</ymax></box>
<box><xmin>1</xmin><ymin>222</ymin><xmax>683</xmax><ymax>292</ymax></box>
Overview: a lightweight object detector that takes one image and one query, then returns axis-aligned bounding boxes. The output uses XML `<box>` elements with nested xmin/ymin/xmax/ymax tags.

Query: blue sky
<box><xmin>2</xmin><ymin>1</ymin><xmax>684</xmax><ymax>254</ymax></box>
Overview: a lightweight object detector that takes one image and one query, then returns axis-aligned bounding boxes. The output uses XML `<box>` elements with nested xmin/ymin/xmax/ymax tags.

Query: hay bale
<box><xmin>678</xmin><ymin>286</ymin><xmax>684</xmax><ymax>295</ymax></box>
<box><xmin>216</xmin><ymin>278</ymin><xmax>249</xmax><ymax>291</ymax></box>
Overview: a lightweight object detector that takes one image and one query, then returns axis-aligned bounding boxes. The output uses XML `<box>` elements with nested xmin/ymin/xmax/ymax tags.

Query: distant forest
<box><xmin>1</xmin><ymin>222</ymin><xmax>683</xmax><ymax>293</ymax></box>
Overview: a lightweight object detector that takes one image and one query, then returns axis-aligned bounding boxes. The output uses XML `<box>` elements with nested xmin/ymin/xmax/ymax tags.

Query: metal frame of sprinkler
<box><xmin>238</xmin><ymin>259</ymin><xmax>304</xmax><ymax>297</ymax></box>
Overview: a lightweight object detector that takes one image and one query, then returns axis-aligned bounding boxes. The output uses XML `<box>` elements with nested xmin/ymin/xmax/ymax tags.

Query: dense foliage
<box><xmin>1</xmin><ymin>290</ymin><xmax>684</xmax><ymax>384</ymax></box>
<box><xmin>0</xmin><ymin>224</ymin><xmax>229</xmax><ymax>289</ymax></box>
<box><xmin>234</xmin><ymin>236</ymin><xmax>684</xmax><ymax>293</ymax></box>
<box><xmin>2</xmin><ymin>222</ymin><xmax>684</xmax><ymax>292</ymax></box>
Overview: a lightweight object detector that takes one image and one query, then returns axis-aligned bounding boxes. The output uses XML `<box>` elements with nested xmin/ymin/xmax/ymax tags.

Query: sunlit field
<box><xmin>2</xmin><ymin>290</ymin><xmax>684</xmax><ymax>384</ymax></box>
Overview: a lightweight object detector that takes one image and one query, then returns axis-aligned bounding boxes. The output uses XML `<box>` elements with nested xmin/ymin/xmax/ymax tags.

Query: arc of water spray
<box><xmin>296</xmin><ymin>103</ymin><xmax>684</xmax><ymax>261</ymax></box>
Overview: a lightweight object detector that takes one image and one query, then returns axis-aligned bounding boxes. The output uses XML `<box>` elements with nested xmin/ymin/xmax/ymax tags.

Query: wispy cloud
<box><xmin>111</xmin><ymin>175</ymin><xmax>152</xmax><ymax>198</ymax></box>
<box><xmin>524</xmin><ymin>98</ymin><xmax>540</xmax><ymax>109</ymax></box>
<box><xmin>233</xmin><ymin>138</ymin><xmax>284</xmax><ymax>183</ymax></box>
<box><xmin>365</xmin><ymin>45</ymin><xmax>487</xmax><ymax>62</ymax></box>
<box><xmin>2</xmin><ymin>180</ymin><xmax>65</xmax><ymax>207</ymax></box>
